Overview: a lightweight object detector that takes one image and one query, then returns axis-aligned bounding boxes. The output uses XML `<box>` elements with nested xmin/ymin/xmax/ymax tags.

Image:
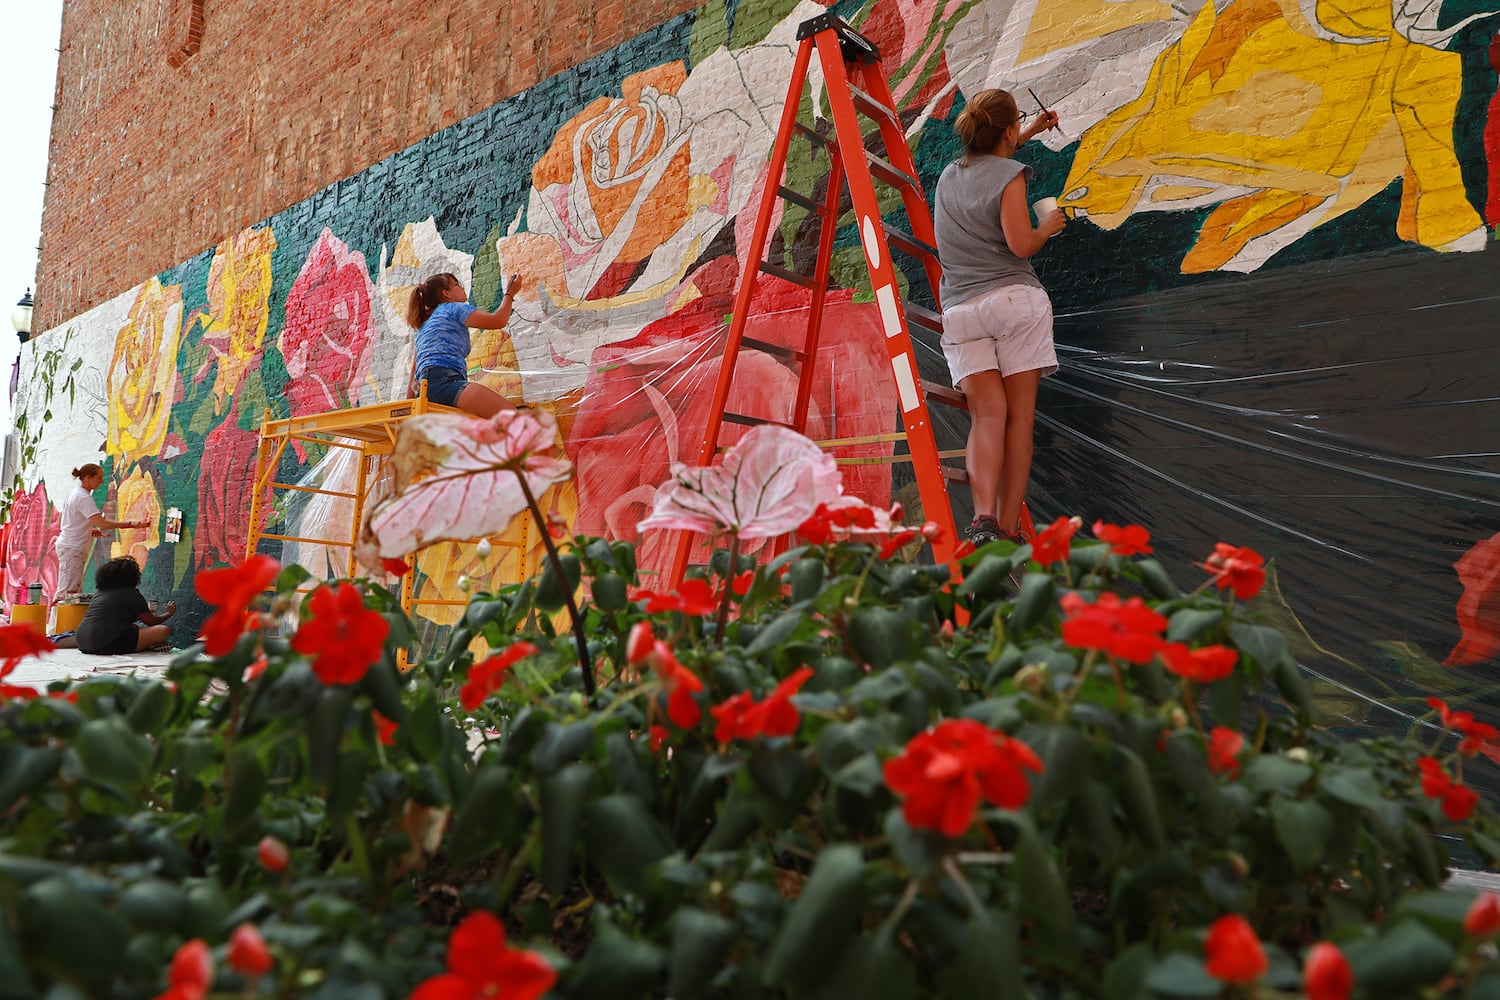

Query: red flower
<box><xmin>459</xmin><ymin>642</ymin><xmax>539</xmax><ymax>711</ymax></box>
<box><xmin>0</xmin><ymin>622</ymin><xmax>53</xmax><ymax>677</ymax></box>
<box><xmin>382</xmin><ymin>558</ymin><xmax>413</xmax><ymax>578</ymax></box>
<box><xmin>1427</xmin><ymin>696</ymin><xmax>1499</xmax><ymax>757</ymax></box>
<box><xmin>648</xmin><ymin>725</ymin><xmax>669</xmax><ymax>752</ymax></box>
<box><xmin>1204</xmin><ymin>914</ymin><xmax>1267</xmax><ymax>984</ymax></box>
<box><xmin>1060</xmin><ymin>592</ymin><xmax>1168</xmax><ymax>665</ymax></box>
<box><xmin>374</xmin><ymin>712</ymin><xmax>399</xmax><ymax>746</ymax></box>
<box><xmin>195</xmin><ymin>555</ymin><xmax>281</xmax><ymax>656</ymax></box>
<box><xmin>883</xmin><ymin>719</ymin><xmax>1043</xmax><ymax>837</ymax></box>
<box><xmin>625</xmin><ymin>622</ymin><xmax>655</xmax><ymax>664</ymax></box>
<box><xmin>1417</xmin><ymin>756</ymin><xmax>1480</xmax><ymax>821</ymax></box>
<box><xmin>194</xmin><ymin>409</ymin><xmax>273</xmax><ymax>570</ymax></box>
<box><xmin>633</xmin><ymin>578</ymin><xmax>717</xmax><ymax>616</ymax></box>
<box><xmin>409</xmin><ymin>910</ymin><xmax>557</xmax><ymax>1000</ymax></box>
<box><xmin>1159</xmin><ymin>642</ymin><xmax>1238</xmax><ymax>683</ymax></box>
<box><xmin>1202</xmin><ymin>543</ymin><xmax>1266</xmax><ymax>600</ymax></box>
<box><xmin>880</xmin><ymin>529</ymin><xmax>919</xmax><ymax>559</ymax></box>
<box><xmin>1092</xmin><ymin>520</ymin><xmax>1153</xmax><ymax>556</ymax></box>
<box><xmin>1207</xmin><ymin>727</ymin><xmax>1245</xmax><ymax>777</ymax></box>
<box><xmin>1032</xmin><ymin>516</ymin><xmax>1081</xmax><ymax>565</ymax></box>
<box><xmin>1465</xmin><ymin>892</ymin><xmax>1500</xmax><ymax>938</ymax></box>
<box><xmin>154</xmin><ymin>938</ymin><xmax>212</xmax><ymax>1000</ymax></box>
<box><xmin>257</xmin><ymin>836</ymin><xmax>289</xmax><ymax>873</ymax></box>
<box><xmin>730</xmin><ymin>569</ymin><xmax>754</xmax><ymax>597</ymax></box>
<box><xmin>650</xmin><ymin>643</ymin><xmax>704</xmax><ymax>729</ymax></box>
<box><xmin>1445</xmin><ymin>532</ymin><xmax>1500</xmax><ymax>667</ymax></box>
<box><xmin>1304</xmin><ymin>941</ymin><xmax>1353</xmax><ymax>1000</ymax></box>
<box><xmin>709</xmin><ymin>667</ymin><xmax>815</xmax><ymax>744</ymax></box>
<box><xmin>227</xmin><ymin>922</ymin><xmax>273</xmax><ymax>977</ymax></box>
<box><xmin>291</xmin><ymin>582</ymin><xmax>390</xmax><ymax>685</ymax></box>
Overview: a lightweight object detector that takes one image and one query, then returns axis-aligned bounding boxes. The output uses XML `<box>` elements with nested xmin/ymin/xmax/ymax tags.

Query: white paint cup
<box><xmin>1032</xmin><ymin>196</ymin><xmax>1059</xmax><ymax>219</ymax></box>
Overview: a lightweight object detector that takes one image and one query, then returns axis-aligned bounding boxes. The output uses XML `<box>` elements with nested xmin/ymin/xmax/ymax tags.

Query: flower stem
<box><xmin>516</xmin><ymin>473</ymin><xmax>595</xmax><ymax>697</ymax></box>
<box><xmin>714</xmin><ymin>534</ymin><xmax>742</xmax><ymax>649</ymax></box>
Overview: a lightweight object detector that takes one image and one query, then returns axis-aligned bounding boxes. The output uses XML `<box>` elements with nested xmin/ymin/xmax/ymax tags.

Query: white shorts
<box><xmin>941</xmin><ymin>283</ymin><xmax>1057</xmax><ymax>386</ymax></box>
<box><xmin>55</xmin><ymin>542</ymin><xmax>89</xmax><ymax>594</ymax></box>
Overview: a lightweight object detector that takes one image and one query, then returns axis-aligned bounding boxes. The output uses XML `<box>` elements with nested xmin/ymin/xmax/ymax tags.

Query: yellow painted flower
<box><xmin>203</xmin><ymin>225</ymin><xmax>277</xmax><ymax>412</ymax></box>
<box><xmin>108</xmin><ymin>278</ymin><xmax>184</xmax><ymax>465</ymax></box>
<box><xmin>110</xmin><ymin>465</ymin><xmax>162</xmax><ymax>569</ymax></box>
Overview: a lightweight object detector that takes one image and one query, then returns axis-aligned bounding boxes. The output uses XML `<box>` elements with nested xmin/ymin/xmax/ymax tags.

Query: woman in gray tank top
<box><xmin>932</xmin><ymin>89</ymin><xmax>1066</xmax><ymax>546</ymax></box>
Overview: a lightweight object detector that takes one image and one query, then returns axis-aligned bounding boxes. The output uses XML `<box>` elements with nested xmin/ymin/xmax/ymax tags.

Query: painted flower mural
<box><xmin>281</xmin><ymin>228</ymin><xmax>378</xmax><ymax>417</ymax></box>
<box><xmin>3</xmin><ymin>483</ymin><xmax>59</xmax><ymax>604</ymax></box>
<box><xmin>107</xmin><ymin>278</ymin><xmax>185</xmax><ymax>466</ymax></box>
<box><xmin>1446</xmin><ymin>532</ymin><xmax>1500</xmax><ymax>668</ymax></box>
<box><xmin>374</xmin><ymin>218</ymin><xmax>476</xmax><ymax>403</ymax></box>
<box><xmin>110</xmin><ymin>465</ymin><xmax>162</xmax><ymax>570</ymax></box>
<box><xmin>498</xmin><ymin>1</ymin><xmax>819</xmax><ymax>401</ymax></box>
<box><xmin>195</xmin><ymin>409</ymin><xmax>272</xmax><ymax>570</ymax></box>
<box><xmin>201</xmin><ymin>226</ymin><xmax>277</xmax><ymax>413</ymax></box>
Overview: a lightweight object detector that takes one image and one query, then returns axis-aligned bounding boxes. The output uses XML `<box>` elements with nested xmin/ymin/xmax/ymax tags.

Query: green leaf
<box><xmin>447</xmin><ymin>765</ymin><xmax>513</xmax><ymax>867</ymax></box>
<box><xmin>939</xmin><ymin>911</ymin><xmax>1024</xmax><ymax>997</ymax></box>
<box><xmin>361</xmin><ymin>656</ymin><xmax>408</xmax><ymax>727</ymax></box>
<box><xmin>1270</xmin><ymin>796</ymin><xmax>1334</xmax><ymax>869</ymax></box>
<box><xmin>0</xmin><ymin>746</ymin><xmax>63</xmax><ymax>814</ymax></box>
<box><xmin>1343</xmin><ymin>919</ymin><xmax>1456</xmax><ymax>995</ymax></box>
<box><xmin>807</xmin><ymin>927</ymin><xmax>918</xmax><ymax>1000</ymax></box>
<box><xmin>1102</xmin><ymin>942</ymin><xmax>1155</xmax><ymax>1000</ymax></box>
<box><xmin>883</xmin><ymin>811</ymin><xmax>947</xmax><ymax>879</ymax></box>
<box><xmin>1113</xmin><ymin>745</ymin><xmax>1165</xmax><ymax>850</ymax></box>
<box><xmin>1020</xmin><ymin>723</ymin><xmax>1090</xmax><ymax>812</ymax></box>
<box><xmin>788</xmin><ymin>558</ymin><xmax>824</xmax><ymax>604</ymax></box>
<box><xmin>1229</xmin><ymin>621</ymin><xmax>1291</xmax><ymax>669</ymax></box>
<box><xmin>956</xmin><ymin>554</ymin><xmax>1013</xmax><ymax>602</ymax></box>
<box><xmin>540</xmin><ymin>764</ymin><xmax>593</xmax><ymax>895</ymax></box>
<box><xmin>118</xmin><ymin>879</ymin><xmax>188</xmax><ymax>933</ymax></box>
<box><xmin>308</xmin><ymin>685</ymin><xmax>354</xmax><ymax>787</ymax></box>
<box><xmin>569</xmin><ymin>912</ymin><xmax>666</xmax><ymax>997</ymax></box>
<box><xmin>1243</xmin><ymin>754</ymin><xmax>1313</xmax><ymax>795</ymax></box>
<box><xmin>746</xmin><ymin>610</ymin><xmax>805</xmax><ymax>656</ymax></box>
<box><xmin>1143</xmin><ymin>952</ymin><xmax>1222</xmax><ymax>997</ymax></box>
<box><xmin>848</xmin><ymin>607</ymin><xmax>911</xmax><ymax>669</ymax></box>
<box><xmin>407</xmin><ymin>685</ymin><xmax>446</xmax><ymax>762</ymax></box>
<box><xmin>1320</xmin><ymin>767</ymin><xmax>1387</xmax><ymax>812</ymax></box>
<box><xmin>75</xmin><ymin>717</ymin><xmax>155</xmax><ymax>789</ymax></box>
<box><xmin>223</xmin><ymin>745</ymin><xmax>266</xmax><ymax>838</ymax></box>
<box><xmin>535</xmin><ymin>554</ymin><xmax>581</xmax><ymax>613</ymax></box>
<box><xmin>1136</xmin><ymin>559</ymin><xmax>1180</xmax><ymax>600</ymax></box>
<box><xmin>530</xmin><ymin>720</ymin><xmax>595</xmax><ymax>775</ymax></box>
<box><xmin>584</xmin><ymin>794</ymin><xmax>675</xmax><ymax>897</ymax></box>
<box><xmin>275</xmin><ymin>562</ymin><xmax>314</xmax><ymax>593</ymax></box>
<box><xmin>592</xmin><ymin>573</ymin><xmax>628</xmax><ymax>611</ymax></box>
<box><xmin>1167</xmin><ymin>608</ymin><xmax>1223</xmax><ymax>643</ymax></box>
<box><xmin>763</xmin><ymin>844</ymin><xmax>867</xmax><ymax>989</ymax></box>
<box><xmin>669</xmin><ymin>907</ymin><xmax>736</xmax><ymax>998</ymax></box>
<box><xmin>1013</xmin><ymin>823</ymin><xmax>1079</xmax><ymax>967</ymax></box>
<box><xmin>20</xmin><ymin>877</ymin><xmax>129</xmax><ymax>983</ymax></box>
<box><xmin>1009</xmin><ymin>572</ymin><xmax>1055</xmax><ymax>632</ymax></box>
<box><xmin>0</xmin><ymin>912</ymin><xmax>35</xmax><ymax>999</ymax></box>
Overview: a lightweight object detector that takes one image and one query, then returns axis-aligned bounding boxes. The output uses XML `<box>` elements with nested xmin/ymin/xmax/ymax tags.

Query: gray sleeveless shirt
<box><xmin>933</xmin><ymin>156</ymin><xmax>1041</xmax><ymax>308</ymax></box>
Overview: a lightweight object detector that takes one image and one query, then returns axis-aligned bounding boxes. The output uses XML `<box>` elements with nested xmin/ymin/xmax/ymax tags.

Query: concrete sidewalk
<box><xmin>9</xmin><ymin>646</ymin><xmax>175</xmax><ymax>689</ymax></box>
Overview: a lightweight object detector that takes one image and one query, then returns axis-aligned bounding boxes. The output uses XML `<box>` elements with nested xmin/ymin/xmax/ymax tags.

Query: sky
<box><xmin>0</xmin><ymin>2</ymin><xmax>63</xmax><ymax>428</ymax></box>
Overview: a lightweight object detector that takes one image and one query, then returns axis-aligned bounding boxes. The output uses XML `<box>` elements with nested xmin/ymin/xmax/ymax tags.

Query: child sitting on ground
<box><xmin>75</xmin><ymin>556</ymin><xmax>176</xmax><ymax>655</ymax></box>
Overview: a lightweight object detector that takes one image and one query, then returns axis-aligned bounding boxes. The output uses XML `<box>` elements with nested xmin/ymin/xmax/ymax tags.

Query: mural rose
<box><xmin>3</xmin><ymin>483</ymin><xmax>59</xmax><ymax>604</ymax></box>
<box><xmin>499</xmin><ymin>2</ymin><xmax>818</xmax><ymax>400</ymax></box>
<box><xmin>201</xmin><ymin>226</ymin><xmax>277</xmax><ymax>412</ymax></box>
<box><xmin>281</xmin><ymin>228</ymin><xmax>377</xmax><ymax>417</ymax></box>
<box><xmin>195</xmin><ymin>409</ymin><xmax>272</xmax><ymax>570</ymax></box>
<box><xmin>110</xmin><ymin>465</ymin><xmax>162</xmax><ymax>570</ymax></box>
<box><xmin>107</xmin><ymin>278</ymin><xmax>185</xmax><ymax>466</ymax></box>
<box><xmin>1446</xmin><ymin>532</ymin><xmax>1500</xmax><ymax>668</ymax></box>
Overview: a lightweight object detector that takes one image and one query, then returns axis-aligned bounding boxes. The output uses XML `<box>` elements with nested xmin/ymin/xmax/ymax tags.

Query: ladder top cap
<box><xmin>796</xmin><ymin>13</ymin><xmax>882</xmax><ymax>62</ymax></box>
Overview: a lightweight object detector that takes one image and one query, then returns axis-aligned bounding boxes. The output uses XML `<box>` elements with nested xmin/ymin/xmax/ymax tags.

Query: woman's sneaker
<box><xmin>966</xmin><ymin>516</ymin><xmax>1002</xmax><ymax>546</ymax></box>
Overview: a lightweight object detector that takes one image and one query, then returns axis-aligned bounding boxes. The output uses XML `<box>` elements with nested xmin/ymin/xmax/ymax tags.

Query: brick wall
<box><xmin>37</xmin><ymin>0</ymin><xmax>694</xmax><ymax>330</ymax></box>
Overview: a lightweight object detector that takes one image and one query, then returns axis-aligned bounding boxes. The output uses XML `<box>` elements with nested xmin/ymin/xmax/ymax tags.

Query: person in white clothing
<box><xmin>54</xmin><ymin>464</ymin><xmax>147</xmax><ymax>595</ymax></box>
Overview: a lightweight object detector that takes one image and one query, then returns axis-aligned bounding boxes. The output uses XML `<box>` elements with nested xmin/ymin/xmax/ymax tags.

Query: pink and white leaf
<box><xmin>359</xmin><ymin>408</ymin><xmax>573</xmax><ymax>562</ymax></box>
<box><xmin>637</xmin><ymin>426</ymin><xmax>842</xmax><ymax>540</ymax></box>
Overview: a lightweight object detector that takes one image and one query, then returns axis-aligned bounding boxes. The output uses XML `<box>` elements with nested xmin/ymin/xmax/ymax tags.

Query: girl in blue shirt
<box><xmin>407</xmin><ymin>273</ymin><xmax>523</xmax><ymax>417</ymax></box>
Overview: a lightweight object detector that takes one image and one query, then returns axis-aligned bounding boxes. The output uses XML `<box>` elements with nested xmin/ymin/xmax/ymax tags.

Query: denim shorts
<box><xmin>419</xmin><ymin>367</ymin><xmax>468</xmax><ymax>407</ymax></box>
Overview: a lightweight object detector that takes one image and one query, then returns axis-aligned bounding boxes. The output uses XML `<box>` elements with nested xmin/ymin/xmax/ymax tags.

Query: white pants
<box><xmin>55</xmin><ymin>542</ymin><xmax>90</xmax><ymax>594</ymax></box>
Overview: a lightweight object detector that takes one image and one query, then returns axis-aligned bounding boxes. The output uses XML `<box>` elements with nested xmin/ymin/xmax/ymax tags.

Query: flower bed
<box><xmin>0</xmin><ymin>418</ymin><xmax>1497</xmax><ymax>998</ymax></box>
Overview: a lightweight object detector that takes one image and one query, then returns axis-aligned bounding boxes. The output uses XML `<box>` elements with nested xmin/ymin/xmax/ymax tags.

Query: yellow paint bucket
<box><xmin>9</xmin><ymin>604</ymin><xmax>46</xmax><ymax>628</ymax></box>
<box><xmin>54</xmin><ymin>604</ymin><xmax>86</xmax><ymax>633</ymax></box>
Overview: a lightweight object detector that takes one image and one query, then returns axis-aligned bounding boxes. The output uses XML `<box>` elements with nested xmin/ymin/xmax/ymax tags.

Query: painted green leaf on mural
<box><xmin>730</xmin><ymin>0</ymin><xmax>802</xmax><ymax>49</ymax></box>
<box><xmin>473</xmin><ymin>221</ymin><xmax>505</xmax><ymax>312</ymax></box>
<box><xmin>187</xmin><ymin>395</ymin><xmax>218</xmax><ymax>440</ymax></box>
<box><xmin>174</xmin><ymin>524</ymin><xmax>194</xmax><ymax>589</ymax></box>
<box><xmin>237</xmin><ymin>369</ymin><xmax>269</xmax><ymax>431</ymax></box>
<box><xmin>688</xmin><ymin>0</ymin><xmax>729</xmax><ymax>69</ymax></box>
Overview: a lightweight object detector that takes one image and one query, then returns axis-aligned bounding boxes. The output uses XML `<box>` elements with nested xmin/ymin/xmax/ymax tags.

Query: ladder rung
<box><xmin>849</xmin><ymin>85</ymin><xmax>899</xmax><ymax>125</ymax></box>
<box><xmin>920</xmin><ymin>380</ymin><xmax>967</xmax><ymax>410</ymax></box>
<box><xmin>723</xmin><ymin>413</ymin><xmax>795</xmax><ymax>430</ymax></box>
<box><xmin>777</xmin><ymin>185</ymin><xmax>825</xmax><ymax>214</ymax></box>
<box><xmin>794</xmin><ymin>121</ymin><xmax>829</xmax><ymax>146</ymax></box>
<box><xmin>904</xmin><ymin>300</ymin><xmax>943</xmax><ymax>333</ymax></box>
<box><xmin>941</xmin><ymin>466</ymin><xmax>969</xmax><ymax>484</ymax></box>
<box><xmin>759</xmin><ymin>261</ymin><xmax>822</xmax><ymax>290</ymax></box>
<box><xmin>741</xmin><ymin>336</ymin><xmax>806</xmax><ymax>363</ymax></box>
<box><xmin>883</xmin><ymin>223</ymin><xmax>937</xmax><ymax>260</ymax></box>
<box><xmin>866</xmin><ymin>153</ymin><xmax>920</xmax><ymax>191</ymax></box>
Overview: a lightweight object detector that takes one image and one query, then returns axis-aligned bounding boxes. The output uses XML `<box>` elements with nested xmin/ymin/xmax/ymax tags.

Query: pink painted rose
<box><xmin>567</xmin><ymin>270</ymin><xmax>895</xmax><ymax>577</ymax></box>
<box><xmin>4</xmin><ymin>483</ymin><xmax>59</xmax><ymax>604</ymax></box>
<box><xmin>280</xmin><ymin>228</ymin><xmax>377</xmax><ymax>417</ymax></box>
<box><xmin>1446</xmin><ymin>532</ymin><xmax>1500</xmax><ymax>667</ymax></box>
<box><xmin>195</xmin><ymin>409</ymin><xmax>273</xmax><ymax>569</ymax></box>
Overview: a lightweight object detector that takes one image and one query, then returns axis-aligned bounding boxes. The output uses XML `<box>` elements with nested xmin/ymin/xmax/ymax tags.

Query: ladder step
<box><xmin>920</xmin><ymin>380</ymin><xmax>968</xmax><ymax>410</ymax></box>
<box><xmin>794</xmin><ymin>121</ymin><xmax>830</xmax><ymax>146</ymax></box>
<box><xmin>904</xmin><ymin>300</ymin><xmax>943</xmax><ymax>334</ymax></box>
<box><xmin>849</xmin><ymin>85</ymin><xmax>900</xmax><ymax>125</ymax></box>
<box><xmin>723</xmin><ymin>412</ymin><xmax>796</xmax><ymax>430</ymax></box>
<box><xmin>759</xmin><ymin>261</ymin><xmax>823</xmax><ymax>290</ymax></box>
<box><xmin>777</xmin><ymin>185</ymin><xmax>826</xmax><ymax>214</ymax></box>
<box><xmin>883</xmin><ymin>223</ymin><xmax>937</xmax><ymax>260</ymax></box>
<box><xmin>941</xmin><ymin>466</ymin><xmax>969</xmax><ymax>484</ymax></box>
<box><xmin>741</xmin><ymin>336</ymin><xmax>807</xmax><ymax>364</ymax></box>
<box><xmin>866</xmin><ymin>153</ymin><xmax>920</xmax><ymax>192</ymax></box>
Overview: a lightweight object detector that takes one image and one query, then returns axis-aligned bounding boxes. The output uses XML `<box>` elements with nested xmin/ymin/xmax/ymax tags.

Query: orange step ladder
<box><xmin>669</xmin><ymin>12</ymin><xmax>1029</xmax><ymax>584</ymax></box>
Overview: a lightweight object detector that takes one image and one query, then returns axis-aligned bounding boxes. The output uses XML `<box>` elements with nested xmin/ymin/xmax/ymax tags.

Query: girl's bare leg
<box><xmin>958</xmin><ymin>369</ymin><xmax>1008</xmax><ymax>519</ymax></box>
<box><xmin>996</xmin><ymin>369</ymin><xmax>1042</xmax><ymax>533</ymax></box>
<box><xmin>455</xmin><ymin>383</ymin><xmax>514</xmax><ymax>418</ymax></box>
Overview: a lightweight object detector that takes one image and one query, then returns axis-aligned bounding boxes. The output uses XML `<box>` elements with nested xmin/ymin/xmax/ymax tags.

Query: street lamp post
<box><xmin>9</xmin><ymin>289</ymin><xmax>31</xmax><ymax>402</ymax></box>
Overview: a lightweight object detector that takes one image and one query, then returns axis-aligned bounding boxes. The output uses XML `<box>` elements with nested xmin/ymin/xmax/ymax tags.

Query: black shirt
<box><xmin>75</xmin><ymin>589</ymin><xmax>149</xmax><ymax>653</ymax></box>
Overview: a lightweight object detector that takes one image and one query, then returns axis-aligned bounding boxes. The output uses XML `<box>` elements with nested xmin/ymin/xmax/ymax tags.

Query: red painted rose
<box><xmin>4</xmin><ymin>482</ymin><xmax>59</xmax><ymax>604</ymax></box>
<box><xmin>1445</xmin><ymin>531</ymin><xmax>1500</xmax><ymax>667</ymax></box>
<box><xmin>194</xmin><ymin>407</ymin><xmax>272</xmax><ymax>570</ymax></box>
<box><xmin>280</xmin><ymin>228</ymin><xmax>377</xmax><ymax>419</ymax></box>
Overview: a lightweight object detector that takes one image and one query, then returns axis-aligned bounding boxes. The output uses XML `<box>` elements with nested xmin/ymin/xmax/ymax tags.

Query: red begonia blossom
<box><xmin>625</xmin><ymin>622</ymin><xmax>655</xmax><ymax>664</ymax></box>
<box><xmin>374</xmin><ymin>712</ymin><xmax>399</xmax><ymax>746</ymax></box>
<box><xmin>633</xmin><ymin>578</ymin><xmax>717</xmax><ymax>615</ymax></box>
<box><xmin>646</xmin><ymin>641</ymin><xmax>704</xmax><ymax>728</ymax></box>
<box><xmin>1159</xmin><ymin>642</ymin><xmax>1238</xmax><ymax>684</ymax></box>
<box><xmin>1202</xmin><ymin>543</ymin><xmax>1266</xmax><ymax>600</ymax></box>
<box><xmin>459</xmin><ymin>642</ymin><xmax>539</xmax><ymax>711</ymax></box>
<box><xmin>709</xmin><ymin>667</ymin><xmax>815</xmax><ymax>744</ymax></box>
<box><xmin>1207</xmin><ymin>727</ymin><xmax>1245</xmax><ymax>778</ymax></box>
<box><xmin>1092</xmin><ymin>520</ymin><xmax>1154</xmax><ymax>557</ymax></box>
<box><xmin>409</xmin><ymin>910</ymin><xmax>557</xmax><ymax>1000</ymax></box>
<box><xmin>292</xmin><ymin>582</ymin><xmax>390</xmax><ymax>686</ymax></box>
<box><xmin>883</xmin><ymin>719</ymin><xmax>1043</xmax><ymax>837</ymax></box>
<box><xmin>153</xmin><ymin>938</ymin><xmax>212</xmax><ymax>1000</ymax></box>
<box><xmin>1032</xmin><ymin>516</ymin><xmax>1081</xmax><ymax>565</ymax></box>
<box><xmin>1418</xmin><ymin>756</ymin><xmax>1480</xmax><ymax>821</ymax></box>
<box><xmin>1465</xmin><ymin>892</ymin><xmax>1500</xmax><ymax>938</ymax></box>
<box><xmin>1060</xmin><ymin>592</ymin><xmax>1169</xmax><ymax>664</ymax></box>
<box><xmin>227</xmin><ymin>923</ymin><xmax>273</xmax><ymax>977</ymax></box>
<box><xmin>1303</xmin><ymin>941</ymin><xmax>1353</xmax><ymax>1000</ymax></box>
<box><xmin>257</xmin><ymin>836</ymin><xmax>289</xmax><ymax>873</ymax></box>
<box><xmin>195</xmin><ymin>554</ymin><xmax>280</xmax><ymax>656</ymax></box>
<box><xmin>1204</xmin><ymin>914</ymin><xmax>1267</xmax><ymax>984</ymax></box>
<box><xmin>1427</xmin><ymin>696</ymin><xmax>1499</xmax><ymax>757</ymax></box>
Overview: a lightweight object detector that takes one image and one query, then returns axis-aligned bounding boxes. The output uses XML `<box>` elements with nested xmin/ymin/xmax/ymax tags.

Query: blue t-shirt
<box><xmin>415</xmin><ymin>302</ymin><xmax>477</xmax><ymax>374</ymax></box>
